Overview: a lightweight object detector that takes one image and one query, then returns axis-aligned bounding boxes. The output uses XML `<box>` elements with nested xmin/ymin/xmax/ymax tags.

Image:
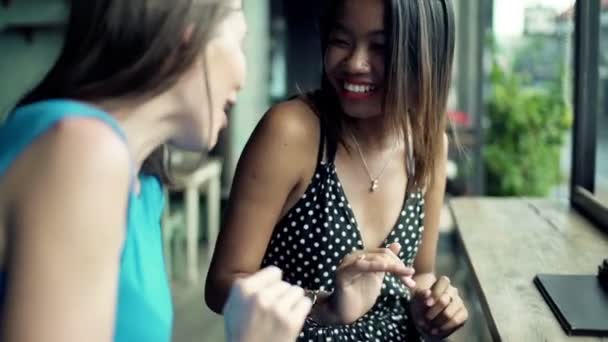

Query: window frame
<box><xmin>571</xmin><ymin>0</ymin><xmax>608</xmax><ymax>232</ymax></box>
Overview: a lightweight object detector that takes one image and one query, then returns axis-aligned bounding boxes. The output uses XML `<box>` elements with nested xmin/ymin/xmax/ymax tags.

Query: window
<box><xmin>571</xmin><ymin>0</ymin><xmax>608</xmax><ymax>231</ymax></box>
<box><xmin>488</xmin><ymin>0</ymin><xmax>574</xmax><ymax>198</ymax></box>
<box><xmin>596</xmin><ymin>8</ymin><xmax>608</xmax><ymax>206</ymax></box>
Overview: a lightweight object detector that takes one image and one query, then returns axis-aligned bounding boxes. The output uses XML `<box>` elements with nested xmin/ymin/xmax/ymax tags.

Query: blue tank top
<box><xmin>0</xmin><ymin>100</ymin><xmax>173</xmax><ymax>341</ymax></box>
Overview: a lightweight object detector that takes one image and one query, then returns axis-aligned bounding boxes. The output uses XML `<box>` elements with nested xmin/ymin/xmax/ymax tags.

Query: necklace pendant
<box><xmin>370</xmin><ymin>180</ymin><xmax>379</xmax><ymax>192</ymax></box>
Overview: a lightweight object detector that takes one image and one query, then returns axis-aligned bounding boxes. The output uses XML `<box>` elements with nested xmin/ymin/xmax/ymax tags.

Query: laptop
<box><xmin>534</xmin><ymin>274</ymin><xmax>608</xmax><ymax>336</ymax></box>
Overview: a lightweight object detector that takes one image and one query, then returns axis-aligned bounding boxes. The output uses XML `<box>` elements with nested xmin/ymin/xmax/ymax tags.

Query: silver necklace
<box><xmin>348</xmin><ymin>129</ymin><xmax>397</xmax><ymax>193</ymax></box>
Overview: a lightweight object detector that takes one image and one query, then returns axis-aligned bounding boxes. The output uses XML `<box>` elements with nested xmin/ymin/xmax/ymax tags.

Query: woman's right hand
<box><xmin>223</xmin><ymin>266</ymin><xmax>312</xmax><ymax>342</ymax></box>
<box><xmin>327</xmin><ymin>243</ymin><xmax>416</xmax><ymax>325</ymax></box>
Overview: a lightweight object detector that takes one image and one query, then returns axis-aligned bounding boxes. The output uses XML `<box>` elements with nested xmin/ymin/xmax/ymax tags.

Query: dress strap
<box><xmin>299</xmin><ymin>94</ymin><xmax>330</xmax><ymax>166</ymax></box>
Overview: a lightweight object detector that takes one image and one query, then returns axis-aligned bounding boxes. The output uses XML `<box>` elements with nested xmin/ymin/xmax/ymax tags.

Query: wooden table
<box><xmin>450</xmin><ymin>198</ymin><xmax>608</xmax><ymax>342</ymax></box>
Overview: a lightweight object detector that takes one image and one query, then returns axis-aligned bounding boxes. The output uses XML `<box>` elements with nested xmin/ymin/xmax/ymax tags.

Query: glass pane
<box><xmin>488</xmin><ymin>0</ymin><xmax>574</xmax><ymax>198</ymax></box>
<box><xmin>596</xmin><ymin>7</ymin><xmax>608</xmax><ymax>206</ymax></box>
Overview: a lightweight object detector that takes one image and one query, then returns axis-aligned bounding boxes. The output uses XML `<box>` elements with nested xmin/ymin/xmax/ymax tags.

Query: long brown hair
<box><xmin>20</xmin><ymin>0</ymin><xmax>232</xmax><ymax>182</ymax></box>
<box><xmin>316</xmin><ymin>0</ymin><xmax>455</xmax><ymax>188</ymax></box>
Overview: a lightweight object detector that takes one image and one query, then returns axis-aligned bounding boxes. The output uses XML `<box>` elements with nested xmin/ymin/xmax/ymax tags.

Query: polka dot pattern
<box><xmin>261</xmin><ymin>162</ymin><xmax>425</xmax><ymax>341</ymax></box>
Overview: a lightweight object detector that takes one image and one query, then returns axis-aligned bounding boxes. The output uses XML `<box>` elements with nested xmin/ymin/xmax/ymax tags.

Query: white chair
<box><xmin>162</xmin><ymin>153</ymin><xmax>222</xmax><ymax>284</ymax></box>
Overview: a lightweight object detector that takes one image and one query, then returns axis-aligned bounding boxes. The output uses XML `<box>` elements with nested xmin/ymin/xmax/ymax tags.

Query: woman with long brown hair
<box><xmin>207</xmin><ymin>0</ymin><xmax>469</xmax><ymax>340</ymax></box>
<box><xmin>0</xmin><ymin>0</ymin><xmax>311</xmax><ymax>341</ymax></box>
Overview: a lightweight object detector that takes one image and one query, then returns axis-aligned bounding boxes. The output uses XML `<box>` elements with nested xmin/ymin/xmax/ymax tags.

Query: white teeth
<box><xmin>344</xmin><ymin>82</ymin><xmax>375</xmax><ymax>93</ymax></box>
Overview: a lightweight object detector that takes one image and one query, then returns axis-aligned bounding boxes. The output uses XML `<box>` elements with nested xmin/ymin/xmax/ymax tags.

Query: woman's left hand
<box><xmin>408</xmin><ymin>276</ymin><xmax>468</xmax><ymax>339</ymax></box>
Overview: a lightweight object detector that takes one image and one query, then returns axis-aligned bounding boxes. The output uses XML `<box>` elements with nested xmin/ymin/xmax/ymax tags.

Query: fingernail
<box><xmin>426</xmin><ymin>298</ymin><xmax>434</xmax><ymax>306</ymax></box>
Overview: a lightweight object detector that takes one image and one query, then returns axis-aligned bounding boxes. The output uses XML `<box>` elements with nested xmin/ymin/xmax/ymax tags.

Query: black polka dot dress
<box><xmin>260</xmin><ymin>117</ymin><xmax>426</xmax><ymax>341</ymax></box>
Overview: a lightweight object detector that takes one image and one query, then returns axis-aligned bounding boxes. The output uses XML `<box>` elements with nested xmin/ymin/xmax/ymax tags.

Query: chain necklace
<box><xmin>348</xmin><ymin>129</ymin><xmax>397</xmax><ymax>193</ymax></box>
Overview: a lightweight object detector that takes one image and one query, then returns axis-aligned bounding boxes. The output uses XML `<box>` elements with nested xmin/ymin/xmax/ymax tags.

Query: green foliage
<box><xmin>485</xmin><ymin>55</ymin><xmax>572</xmax><ymax>196</ymax></box>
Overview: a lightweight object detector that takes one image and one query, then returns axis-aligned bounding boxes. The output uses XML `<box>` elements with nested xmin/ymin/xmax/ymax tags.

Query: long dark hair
<box><xmin>315</xmin><ymin>0</ymin><xmax>455</xmax><ymax>188</ymax></box>
<box><xmin>20</xmin><ymin>0</ymin><xmax>232</xmax><ymax>182</ymax></box>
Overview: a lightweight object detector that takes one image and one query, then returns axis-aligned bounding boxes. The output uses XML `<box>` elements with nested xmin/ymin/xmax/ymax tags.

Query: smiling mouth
<box><xmin>343</xmin><ymin>81</ymin><xmax>377</xmax><ymax>94</ymax></box>
<box><xmin>340</xmin><ymin>81</ymin><xmax>378</xmax><ymax>100</ymax></box>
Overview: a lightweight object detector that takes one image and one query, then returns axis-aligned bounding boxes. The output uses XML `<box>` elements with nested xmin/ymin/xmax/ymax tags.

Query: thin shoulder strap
<box><xmin>325</xmin><ymin>129</ymin><xmax>338</xmax><ymax>164</ymax></box>
<box><xmin>317</xmin><ymin>117</ymin><xmax>328</xmax><ymax>165</ymax></box>
<box><xmin>298</xmin><ymin>94</ymin><xmax>328</xmax><ymax>165</ymax></box>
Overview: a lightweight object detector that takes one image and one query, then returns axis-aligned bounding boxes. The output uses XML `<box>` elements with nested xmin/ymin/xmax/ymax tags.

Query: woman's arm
<box><xmin>205</xmin><ymin>100</ymin><xmax>320</xmax><ymax>314</ymax></box>
<box><xmin>409</xmin><ymin>133</ymin><xmax>468</xmax><ymax>338</ymax></box>
<box><xmin>1</xmin><ymin>118</ymin><xmax>131</xmax><ymax>342</ymax></box>
<box><xmin>412</xmin><ymin>133</ymin><xmax>449</xmax><ymax>287</ymax></box>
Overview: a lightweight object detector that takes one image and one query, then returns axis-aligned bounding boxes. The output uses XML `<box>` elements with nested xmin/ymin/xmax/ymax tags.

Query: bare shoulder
<box><xmin>239</xmin><ymin>98</ymin><xmax>322</xmax><ymax>175</ymax></box>
<box><xmin>254</xmin><ymin>98</ymin><xmax>321</xmax><ymax>147</ymax></box>
<box><xmin>229</xmin><ymin>97</ymin><xmax>323</xmax><ymax>210</ymax></box>
<box><xmin>12</xmin><ymin>116</ymin><xmax>131</xmax><ymax>210</ymax></box>
<box><xmin>46</xmin><ymin>117</ymin><xmax>131</xmax><ymax>168</ymax></box>
<box><xmin>1</xmin><ymin>119</ymin><xmax>134</xmax><ymax>341</ymax></box>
